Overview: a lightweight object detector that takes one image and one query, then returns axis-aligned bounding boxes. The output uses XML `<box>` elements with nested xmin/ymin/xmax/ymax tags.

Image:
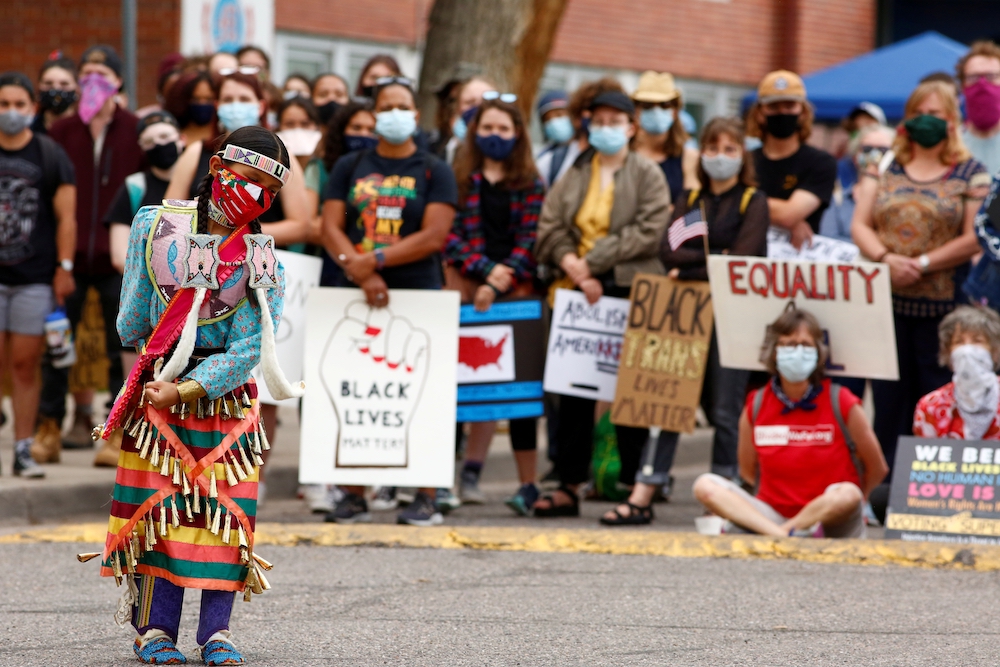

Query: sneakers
<box><xmin>324</xmin><ymin>493</ymin><xmax>371</xmax><ymax>524</ymax></box>
<box><xmin>303</xmin><ymin>484</ymin><xmax>343</xmax><ymax>514</ymax></box>
<box><xmin>398</xmin><ymin>492</ymin><xmax>444</xmax><ymax>526</ymax></box>
<box><xmin>370</xmin><ymin>486</ymin><xmax>399</xmax><ymax>511</ymax></box>
<box><xmin>435</xmin><ymin>487</ymin><xmax>461</xmax><ymax>513</ymax></box>
<box><xmin>459</xmin><ymin>469</ymin><xmax>486</xmax><ymax>504</ymax></box>
<box><xmin>14</xmin><ymin>439</ymin><xmax>44</xmax><ymax>478</ymax></box>
<box><xmin>504</xmin><ymin>483</ymin><xmax>540</xmax><ymax>517</ymax></box>
<box><xmin>64</xmin><ymin>409</ymin><xmax>95</xmax><ymax>449</ymax></box>
<box><xmin>93</xmin><ymin>428</ymin><xmax>123</xmax><ymax>467</ymax></box>
<box><xmin>30</xmin><ymin>416</ymin><xmax>62</xmax><ymax>463</ymax></box>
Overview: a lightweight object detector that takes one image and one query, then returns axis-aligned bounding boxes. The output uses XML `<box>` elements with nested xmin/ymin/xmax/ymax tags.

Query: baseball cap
<box><xmin>849</xmin><ymin>101</ymin><xmax>887</xmax><ymax>127</ymax></box>
<box><xmin>757</xmin><ymin>70</ymin><xmax>807</xmax><ymax>104</ymax></box>
<box><xmin>590</xmin><ymin>91</ymin><xmax>635</xmax><ymax>118</ymax></box>
<box><xmin>537</xmin><ymin>91</ymin><xmax>568</xmax><ymax>119</ymax></box>
<box><xmin>80</xmin><ymin>45</ymin><xmax>123</xmax><ymax>78</ymax></box>
<box><xmin>0</xmin><ymin>71</ymin><xmax>35</xmax><ymax>100</ymax></box>
<box><xmin>632</xmin><ymin>71</ymin><xmax>680</xmax><ymax>104</ymax></box>
<box><xmin>136</xmin><ymin>110</ymin><xmax>179</xmax><ymax>137</ymax></box>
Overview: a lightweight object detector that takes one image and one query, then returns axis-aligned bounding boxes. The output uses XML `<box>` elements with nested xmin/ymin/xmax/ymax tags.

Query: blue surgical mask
<box><xmin>544</xmin><ymin>116</ymin><xmax>574</xmax><ymax>144</ymax></box>
<box><xmin>452</xmin><ymin>116</ymin><xmax>467</xmax><ymax>141</ymax></box>
<box><xmin>343</xmin><ymin>134</ymin><xmax>379</xmax><ymax>153</ymax></box>
<box><xmin>775</xmin><ymin>345</ymin><xmax>818</xmax><ymax>383</ymax></box>
<box><xmin>640</xmin><ymin>107</ymin><xmax>674</xmax><ymax>135</ymax></box>
<box><xmin>588</xmin><ymin>125</ymin><xmax>629</xmax><ymax>155</ymax></box>
<box><xmin>376</xmin><ymin>109</ymin><xmax>417</xmax><ymax>145</ymax></box>
<box><xmin>475</xmin><ymin>133</ymin><xmax>517</xmax><ymax>161</ymax></box>
<box><xmin>217</xmin><ymin>102</ymin><xmax>260</xmax><ymax>133</ymax></box>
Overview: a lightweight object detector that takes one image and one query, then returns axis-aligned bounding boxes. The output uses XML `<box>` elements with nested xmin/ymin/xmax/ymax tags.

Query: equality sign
<box><xmin>706</xmin><ymin>256</ymin><xmax>899</xmax><ymax>380</ymax></box>
<box><xmin>542</xmin><ymin>288</ymin><xmax>629</xmax><ymax>402</ymax></box>
<box><xmin>458</xmin><ymin>298</ymin><xmax>546</xmax><ymax>422</ymax></box>
<box><xmin>298</xmin><ymin>288</ymin><xmax>459</xmax><ymax>487</ymax></box>
<box><xmin>252</xmin><ymin>250</ymin><xmax>322</xmax><ymax>406</ymax></box>
<box><xmin>886</xmin><ymin>437</ymin><xmax>1000</xmax><ymax>545</ymax></box>
<box><xmin>611</xmin><ymin>275</ymin><xmax>713</xmax><ymax>433</ymax></box>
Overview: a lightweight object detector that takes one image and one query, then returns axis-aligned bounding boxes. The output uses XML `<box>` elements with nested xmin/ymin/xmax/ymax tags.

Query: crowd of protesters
<box><xmin>5</xmin><ymin>37</ymin><xmax>1000</xmax><ymax>538</ymax></box>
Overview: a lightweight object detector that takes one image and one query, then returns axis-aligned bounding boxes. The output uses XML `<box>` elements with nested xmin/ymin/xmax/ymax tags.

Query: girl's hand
<box><xmin>486</xmin><ymin>264</ymin><xmax>514</xmax><ymax>293</ymax></box>
<box><xmin>144</xmin><ymin>381</ymin><xmax>180</xmax><ymax>409</ymax></box>
<box><xmin>474</xmin><ymin>284</ymin><xmax>496</xmax><ymax>312</ymax></box>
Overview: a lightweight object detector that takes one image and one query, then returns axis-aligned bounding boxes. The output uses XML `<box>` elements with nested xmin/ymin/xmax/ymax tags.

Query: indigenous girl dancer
<box><xmin>81</xmin><ymin>126</ymin><xmax>304</xmax><ymax>665</ymax></box>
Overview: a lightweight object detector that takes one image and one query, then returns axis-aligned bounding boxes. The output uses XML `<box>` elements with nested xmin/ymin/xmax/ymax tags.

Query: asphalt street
<box><xmin>2</xmin><ymin>541</ymin><xmax>998</xmax><ymax>666</ymax></box>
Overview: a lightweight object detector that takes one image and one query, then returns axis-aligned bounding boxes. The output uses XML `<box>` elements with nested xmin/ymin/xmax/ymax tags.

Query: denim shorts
<box><xmin>0</xmin><ymin>283</ymin><xmax>54</xmax><ymax>335</ymax></box>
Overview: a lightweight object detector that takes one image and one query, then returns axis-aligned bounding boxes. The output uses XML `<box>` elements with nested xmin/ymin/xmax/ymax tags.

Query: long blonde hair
<box><xmin>893</xmin><ymin>80</ymin><xmax>970</xmax><ymax>166</ymax></box>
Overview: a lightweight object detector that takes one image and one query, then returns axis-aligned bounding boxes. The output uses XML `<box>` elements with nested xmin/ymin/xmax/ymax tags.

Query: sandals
<box><xmin>200</xmin><ymin>638</ymin><xmax>245</xmax><ymax>666</ymax></box>
<box><xmin>133</xmin><ymin>637</ymin><xmax>187</xmax><ymax>665</ymax></box>
<box><xmin>600</xmin><ymin>502</ymin><xmax>654</xmax><ymax>526</ymax></box>
<box><xmin>533</xmin><ymin>486</ymin><xmax>580</xmax><ymax>517</ymax></box>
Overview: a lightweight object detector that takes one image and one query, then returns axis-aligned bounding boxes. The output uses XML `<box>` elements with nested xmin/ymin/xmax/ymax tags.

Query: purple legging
<box><xmin>132</xmin><ymin>575</ymin><xmax>235</xmax><ymax>645</ymax></box>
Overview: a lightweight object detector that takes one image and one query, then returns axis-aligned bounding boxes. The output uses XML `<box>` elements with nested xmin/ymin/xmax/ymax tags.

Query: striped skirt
<box><xmin>101</xmin><ymin>378</ymin><xmax>272</xmax><ymax>598</ymax></box>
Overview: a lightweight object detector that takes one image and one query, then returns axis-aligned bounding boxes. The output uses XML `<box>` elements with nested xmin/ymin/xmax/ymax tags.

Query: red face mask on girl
<box><xmin>210</xmin><ymin>167</ymin><xmax>274</xmax><ymax>228</ymax></box>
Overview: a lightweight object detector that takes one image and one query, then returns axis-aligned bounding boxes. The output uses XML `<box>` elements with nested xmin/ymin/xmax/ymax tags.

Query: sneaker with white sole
<box><xmin>459</xmin><ymin>470</ymin><xmax>486</xmax><ymax>504</ymax></box>
<box><xmin>325</xmin><ymin>493</ymin><xmax>371</xmax><ymax>524</ymax></box>
<box><xmin>13</xmin><ymin>439</ymin><xmax>44</xmax><ymax>478</ymax></box>
<box><xmin>398</xmin><ymin>492</ymin><xmax>443</xmax><ymax>526</ymax></box>
<box><xmin>371</xmin><ymin>486</ymin><xmax>398</xmax><ymax>511</ymax></box>
<box><xmin>303</xmin><ymin>484</ymin><xmax>341</xmax><ymax>514</ymax></box>
<box><xmin>435</xmin><ymin>488</ymin><xmax>461</xmax><ymax>513</ymax></box>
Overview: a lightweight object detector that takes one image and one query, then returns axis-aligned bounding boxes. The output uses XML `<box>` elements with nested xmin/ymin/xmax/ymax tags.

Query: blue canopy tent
<box><xmin>742</xmin><ymin>31</ymin><xmax>969</xmax><ymax>122</ymax></box>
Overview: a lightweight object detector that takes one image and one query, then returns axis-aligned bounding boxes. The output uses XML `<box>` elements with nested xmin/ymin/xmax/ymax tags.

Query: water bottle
<box><xmin>44</xmin><ymin>307</ymin><xmax>76</xmax><ymax>368</ymax></box>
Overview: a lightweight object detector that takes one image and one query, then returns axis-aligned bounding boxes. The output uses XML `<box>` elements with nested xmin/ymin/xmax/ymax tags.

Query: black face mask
<box><xmin>145</xmin><ymin>142</ymin><xmax>179</xmax><ymax>170</ymax></box>
<box><xmin>359</xmin><ymin>84</ymin><xmax>375</xmax><ymax>100</ymax></box>
<box><xmin>764</xmin><ymin>113</ymin><xmax>800</xmax><ymax>139</ymax></box>
<box><xmin>39</xmin><ymin>89</ymin><xmax>77</xmax><ymax>114</ymax></box>
<box><xmin>317</xmin><ymin>100</ymin><xmax>342</xmax><ymax>125</ymax></box>
<box><xmin>187</xmin><ymin>103</ymin><xmax>215</xmax><ymax>126</ymax></box>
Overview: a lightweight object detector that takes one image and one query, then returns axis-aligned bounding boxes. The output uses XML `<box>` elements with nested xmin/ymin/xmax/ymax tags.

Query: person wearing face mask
<box><xmin>820</xmin><ymin>124</ymin><xmax>893</xmax><ymax>245</ymax></box>
<box><xmin>320</xmin><ymin>77</ymin><xmax>458</xmax><ymax>527</ymax></box>
<box><xmin>834</xmin><ymin>102</ymin><xmax>887</xmax><ymax>195</ymax></box>
<box><xmin>444</xmin><ymin>97</ymin><xmax>546</xmax><ymax>515</ymax></box>
<box><xmin>956</xmin><ymin>41</ymin><xmax>1000</xmax><ymax>175</ymax></box>
<box><xmin>748</xmin><ymin>70</ymin><xmax>837</xmax><ymax>250</ymax></box>
<box><xmin>534</xmin><ymin>90</ymin><xmax>577</xmax><ymax>189</ymax></box>
<box><xmin>163</xmin><ymin>71</ymin><xmax>217</xmax><ymax>145</ymax></box>
<box><xmin>311</xmin><ymin>73</ymin><xmax>350</xmax><ymax>126</ymax></box>
<box><xmin>693</xmin><ymin>308</ymin><xmax>888</xmax><ymax>538</ymax></box>
<box><xmin>41</xmin><ymin>45</ymin><xmax>144</xmax><ymax>453</ymax></box>
<box><xmin>275</xmin><ymin>96</ymin><xmax>321</xmax><ymax>172</ymax></box>
<box><xmin>32</xmin><ymin>55</ymin><xmax>78</xmax><ymax>135</ymax></box>
<box><xmin>444</xmin><ymin>76</ymin><xmax>497</xmax><ymax>165</ymax></box>
<box><xmin>598</xmin><ymin>118</ymin><xmax>769</xmax><ymax>526</ymax></box>
<box><xmin>533</xmin><ymin>91</ymin><xmax>670</xmax><ymax>517</ymax></box>
<box><xmin>852</xmin><ymin>80</ymin><xmax>989</xmax><ymax>479</ymax></box>
<box><xmin>0</xmin><ymin>72</ymin><xmax>76</xmax><ymax>479</ymax></box>
<box><xmin>630</xmin><ymin>71</ymin><xmax>699</xmax><ymax>204</ymax></box>
<box><xmin>355</xmin><ymin>54</ymin><xmax>402</xmax><ymax>99</ymax></box>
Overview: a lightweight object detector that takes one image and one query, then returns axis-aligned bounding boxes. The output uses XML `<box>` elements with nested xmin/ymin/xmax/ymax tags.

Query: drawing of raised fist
<box><xmin>319</xmin><ymin>300</ymin><xmax>430</xmax><ymax>468</ymax></box>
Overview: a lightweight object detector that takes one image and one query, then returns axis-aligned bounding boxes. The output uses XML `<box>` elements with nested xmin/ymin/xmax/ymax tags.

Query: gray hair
<box><xmin>938</xmin><ymin>305</ymin><xmax>1000</xmax><ymax>368</ymax></box>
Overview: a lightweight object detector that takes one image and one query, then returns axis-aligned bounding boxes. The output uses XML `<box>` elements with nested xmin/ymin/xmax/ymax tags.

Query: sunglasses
<box><xmin>218</xmin><ymin>66</ymin><xmax>261</xmax><ymax>77</ymax></box>
<box><xmin>374</xmin><ymin>76</ymin><xmax>415</xmax><ymax>90</ymax></box>
<box><xmin>482</xmin><ymin>91</ymin><xmax>518</xmax><ymax>103</ymax></box>
<box><xmin>856</xmin><ymin>146</ymin><xmax>887</xmax><ymax>169</ymax></box>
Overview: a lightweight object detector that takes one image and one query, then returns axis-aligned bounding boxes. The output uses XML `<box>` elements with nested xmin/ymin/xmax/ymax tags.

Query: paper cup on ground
<box><xmin>695</xmin><ymin>516</ymin><xmax>724</xmax><ymax>535</ymax></box>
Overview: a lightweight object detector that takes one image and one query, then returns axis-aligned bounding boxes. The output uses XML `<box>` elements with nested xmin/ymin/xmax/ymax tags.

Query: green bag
<box><xmin>591</xmin><ymin>412</ymin><xmax>630</xmax><ymax>501</ymax></box>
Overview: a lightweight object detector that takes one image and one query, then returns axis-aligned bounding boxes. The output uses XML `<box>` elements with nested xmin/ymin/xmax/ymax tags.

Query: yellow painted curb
<box><xmin>3</xmin><ymin>522</ymin><xmax>999</xmax><ymax>570</ymax></box>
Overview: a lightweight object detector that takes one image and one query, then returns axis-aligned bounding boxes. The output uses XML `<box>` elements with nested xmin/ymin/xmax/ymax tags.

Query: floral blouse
<box><xmin>117</xmin><ymin>205</ymin><xmax>285</xmax><ymax>399</ymax></box>
<box><xmin>913</xmin><ymin>382</ymin><xmax>1000</xmax><ymax>440</ymax></box>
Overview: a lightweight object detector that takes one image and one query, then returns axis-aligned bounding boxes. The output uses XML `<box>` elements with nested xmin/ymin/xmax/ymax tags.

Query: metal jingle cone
<box><xmin>196</xmin><ymin>397</ymin><xmax>205</xmax><ymax>420</ymax></box>
<box><xmin>260</xmin><ymin>424</ymin><xmax>271</xmax><ymax>452</ymax></box>
<box><xmin>172</xmin><ymin>458</ymin><xmax>182</xmax><ymax>487</ymax></box>
<box><xmin>247</xmin><ymin>566</ymin><xmax>264</xmax><ymax>595</ymax></box>
<box><xmin>184</xmin><ymin>495</ymin><xmax>194</xmax><ymax>522</ymax></box>
<box><xmin>180</xmin><ymin>401</ymin><xmax>190</xmax><ymax>421</ymax></box>
<box><xmin>123</xmin><ymin>409</ymin><xmax>134</xmax><ymax>433</ymax></box>
<box><xmin>160</xmin><ymin>450</ymin><xmax>170</xmax><ymax>477</ymax></box>
<box><xmin>169</xmin><ymin>403</ymin><xmax>177</xmax><ymax>415</ymax></box>
<box><xmin>249</xmin><ymin>431</ymin><xmax>261</xmax><ymax>456</ymax></box>
<box><xmin>222</xmin><ymin>511</ymin><xmax>232</xmax><ymax>544</ymax></box>
<box><xmin>150</xmin><ymin>440</ymin><xmax>161</xmax><ymax>468</ymax></box>
<box><xmin>192</xmin><ymin>475</ymin><xmax>200</xmax><ymax>512</ymax></box>
<box><xmin>111</xmin><ymin>550</ymin><xmax>123</xmax><ymax>584</ymax></box>
<box><xmin>204</xmin><ymin>505</ymin><xmax>211</xmax><ymax>529</ymax></box>
<box><xmin>139</xmin><ymin>428</ymin><xmax>153</xmax><ymax>459</ymax></box>
<box><xmin>225</xmin><ymin>457</ymin><xmax>238</xmax><ymax>486</ymax></box>
<box><xmin>221</xmin><ymin>397</ymin><xmax>232</xmax><ymax>420</ymax></box>
<box><xmin>76</xmin><ymin>552</ymin><xmax>101</xmax><ymax>563</ymax></box>
<box><xmin>255</xmin><ymin>563</ymin><xmax>271</xmax><ymax>591</ymax></box>
<box><xmin>234</xmin><ymin>452</ymin><xmax>248</xmax><ymax>482</ymax></box>
<box><xmin>135</xmin><ymin>420</ymin><xmax>148</xmax><ymax>451</ymax></box>
<box><xmin>159</xmin><ymin>502</ymin><xmax>167</xmax><ymax>537</ymax></box>
<box><xmin>242</xmin><ymin>388</ymin><xmax>251</xmax><ymax>407</ymax></box>
<box><xmin>181</xmin><ymin>468</ymin><xmax>191</xmax><ymax>498</ymax></box>
<box><xmin>238</xmin><ymin>442</ymin><xmax>254</xmax><ymax>476</ymax></box>
<box><xmin>238</xmin><ymin>525</ymin><xmax>248</xmax><ymax>550</ymax></box>
<box><xmin>209</xmin><ymin>467</ymin><xmax>218</xmax><ymax>498</ymax></box>
<box><xmin>211</xmin><ymin>503</ymin><xmax>222</xmax><ymax>534</ymax></box>
<box><xmin>171</xmin><ymin>499</ymin><xmax>180</xmax><ymax>528</ymax></box>
<box><xmin>128</xmin><ymin>417</ymin><xmax>142</xmax><ymax>438</ymax></box>
<box><xmin>251</xmin><ymin>552</ymin><xmax>273</xmax><ymax>570</ymax></box>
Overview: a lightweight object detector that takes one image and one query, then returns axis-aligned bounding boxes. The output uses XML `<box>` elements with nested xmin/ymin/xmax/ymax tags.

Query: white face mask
<box><xmin>700</xmin><ymin>153</ymin><xmax>743</xmax><ymax>181</ymax></box>
<box><xmin>951</xmin><ymin>344</ymin><xmax>999</xmax><ymax>439</ymax></box>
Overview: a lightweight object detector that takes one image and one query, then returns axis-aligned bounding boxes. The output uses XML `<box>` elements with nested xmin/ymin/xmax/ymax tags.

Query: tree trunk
<box><xmin>416</xmin><ymin>0</ymin><xmax>569</xmax><ymax>127</ymax></box>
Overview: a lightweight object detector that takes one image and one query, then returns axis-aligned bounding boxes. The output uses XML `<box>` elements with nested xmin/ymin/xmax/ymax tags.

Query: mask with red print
<box><xmin>210</xmin><ymin>167</ymin><xmax>274</xmax><ymax>228</ymax></box>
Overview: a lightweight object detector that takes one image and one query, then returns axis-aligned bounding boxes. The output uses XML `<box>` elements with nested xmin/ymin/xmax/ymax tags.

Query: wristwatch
<box><xmin>59</xmin><ymin>258</ymin><xmax>74</xmax><ymax>272</ymax></box>
<box><xmin>918</xmin><ymin>254</ymin><xmax>930</xmax><ymax>273</ymax></box>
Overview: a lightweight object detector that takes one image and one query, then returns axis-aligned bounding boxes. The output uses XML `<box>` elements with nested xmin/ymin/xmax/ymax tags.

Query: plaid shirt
<box><xmin>445</xmin><ymin>173</ymin><xmax>544</xmax><ymax>288</ymax></box>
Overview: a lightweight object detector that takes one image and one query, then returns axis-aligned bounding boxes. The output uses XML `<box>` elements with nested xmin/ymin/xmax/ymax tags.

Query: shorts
<box><xmin>0</xmin><ymin>283</ymin><xmax>54</xmax><ymax>336</ymax></box>
<box><xmin>698</xmin><ymin>473</ymin><xmax>866</xmax><ymax>539</ymax></box>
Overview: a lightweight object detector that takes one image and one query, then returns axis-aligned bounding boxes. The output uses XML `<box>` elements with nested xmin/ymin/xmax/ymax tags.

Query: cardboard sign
<box><xmin>611</xmin><ymin>275</ymin><xmax>713</xmax><ymax>433</ymax></box>
<box><xmin>298</xmin><ymin>288</ymin><xmax>459</xmax><ymax>487</ymax></box>
<box><xmin>458</xmin><ymin>298</ymin><xmax>546</xmax><ymax>422</ymax></box>
<box><xmin>706</xmin><ymin>256</ymin><xmax>899</xmax><ymax>380</ymax></box>
<box><xmin>252</xmin><ymin>250</ymin><xmax>323</xmax><ymax>406</ymax></box>
<box><xmin>542</xmin><ymin>289</ymin><xmax>629</xmax><ymax>402</ymax></box>
<box><xmin>767</xmin><ymin>227</ymin><xmax>860</xmax><ymax>264</ymax></box>
<box><xmin>885</xmin><ymin>436</ymin><xmax>1000</xmax><ymax>545</ymax></box>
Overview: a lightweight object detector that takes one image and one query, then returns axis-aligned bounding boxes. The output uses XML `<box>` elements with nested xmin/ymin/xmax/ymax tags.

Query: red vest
<box><xmin>749</xmin><ymin>378</ymin><xmax>861</xmax><ymax>518</ymax></box>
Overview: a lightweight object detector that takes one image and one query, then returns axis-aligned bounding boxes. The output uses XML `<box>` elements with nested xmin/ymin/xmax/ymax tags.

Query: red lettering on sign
<box><xmin>856</xmin><ymin>266</ymin><xmax>880</xmax><ymax>304</ymax></box>
<box><xmin>749</xmin><ymin>262</ymin><xmax>769</xmax><ymax>296</ymax></box>
<box><xmin>790</xmin><ymin>265</ymin><xmax>810</xmax><ymax>298</ymax></box>
<box><xmin>771</xmin><ymin>262</ymin><xmax>789</xmax><ymax>297</ymax></box>
<box><xmin>809</xmin><ymin>264</ymin><xmax>826</xmax><ymax>300</ymax></box>
<box><xmin>728</xmin><ymin>260</ymin><xmax>748</xmax><ymax>294</ymax></box>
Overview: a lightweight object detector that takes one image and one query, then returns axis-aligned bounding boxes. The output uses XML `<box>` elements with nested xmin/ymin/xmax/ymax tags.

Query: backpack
<box><xmin>686</xmin><ymin>186</ymin><xmax>757</xmax><ymax>215</ymax></box>
<box><xmin>36</xmin><ymin>134</ymin><xmax>63</xmax><ymax>203</ymax></box>
<box><xmin>749</xmin><ymin>382</ymin><xmax>866</xmax><ymax>484</ymax></box>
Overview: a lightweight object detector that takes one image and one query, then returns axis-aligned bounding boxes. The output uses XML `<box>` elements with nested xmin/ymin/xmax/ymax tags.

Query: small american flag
<box><xmin>667</xmin><ymin>209</ymin><xmax>707</xmax><ymax>251</ymax></box>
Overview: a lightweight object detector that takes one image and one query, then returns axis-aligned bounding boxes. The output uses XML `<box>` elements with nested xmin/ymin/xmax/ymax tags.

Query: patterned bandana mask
<box><xmin>210</xmin><ymin>167</ymin><xmax>274</xmax><ymax>228</ymax></box>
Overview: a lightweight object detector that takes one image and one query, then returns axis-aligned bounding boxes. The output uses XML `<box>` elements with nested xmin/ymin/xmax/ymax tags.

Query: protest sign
<box><xmin>298</xmin><ymin>288</ymin><xmax>459</xmax><ymax>487</ymax></box>
<box><xmin>706</xmin><ymin>256</ymin><xmax>898</xmax><ymax>380</ymax></box>
<box><xmin>767</xmin><ymin>227</ymin><xmax>860</xmax><ymax>263</ymax></box>
<box><xmin>543</xmin><ymin>288</ymin><xmax>629</xmax><ymax>402</ymax></box>
<box><xmin>610</xmin><ymin>275</ymin><xmax>713</xmax><ymax>433</ymax></box>
<box><xmin>458</xmin><ymin>298</ymin><xmax>546</xmax><ymax>422</ymax></box>
<box><xmin>252</xmin><ymin>250</ymin><xmax>322</xmax><ymax>406</ymax></box>
<box><xmin>885</xmin><ymin>436</ymin><xmax>1000</xmax><ymax>545</ymax></box>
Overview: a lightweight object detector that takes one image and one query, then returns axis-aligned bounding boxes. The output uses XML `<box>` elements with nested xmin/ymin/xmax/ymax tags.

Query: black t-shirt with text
<box><xmin>104</xmin><ymin>170</ymin><xmax>170</xmax><ymax>227</ymax></box>
<box><xmin>0</xmin><ymin>135</ymin><xmax>75</xmax><ymax>285</ymax></box>
<box><xmin>752</xmin><ymin>144</ymin><xmax>837</xmax><ymax>232</ymax></box>
<box><xmin>324</xmin><ymin>148</ymin><xmax>457</xmax><ymax>287</ymax></box>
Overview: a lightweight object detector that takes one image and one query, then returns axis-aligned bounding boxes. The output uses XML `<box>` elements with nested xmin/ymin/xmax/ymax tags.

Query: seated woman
<box><xmin>914</xmin><ymin>305</ymin><xmax>1000</xmax><ymax>440</ymax></box>
<box><xmin>693</xmin><ymin>308</ymin><xmax>888</xmax><ymax>538</ymax></box>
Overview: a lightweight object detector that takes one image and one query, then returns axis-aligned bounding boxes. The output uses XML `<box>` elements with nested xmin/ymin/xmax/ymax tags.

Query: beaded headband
<box><xmin>219</xmin><ymin>144</ymin><xmax>290</xmax><ymax>185</ymax></box>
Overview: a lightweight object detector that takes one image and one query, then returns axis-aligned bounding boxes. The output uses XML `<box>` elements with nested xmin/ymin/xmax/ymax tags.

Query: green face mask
<box><xmin>903</xmin><ymin>114</ymin><xmax>948</xmax><ymax>148</ymax></box>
